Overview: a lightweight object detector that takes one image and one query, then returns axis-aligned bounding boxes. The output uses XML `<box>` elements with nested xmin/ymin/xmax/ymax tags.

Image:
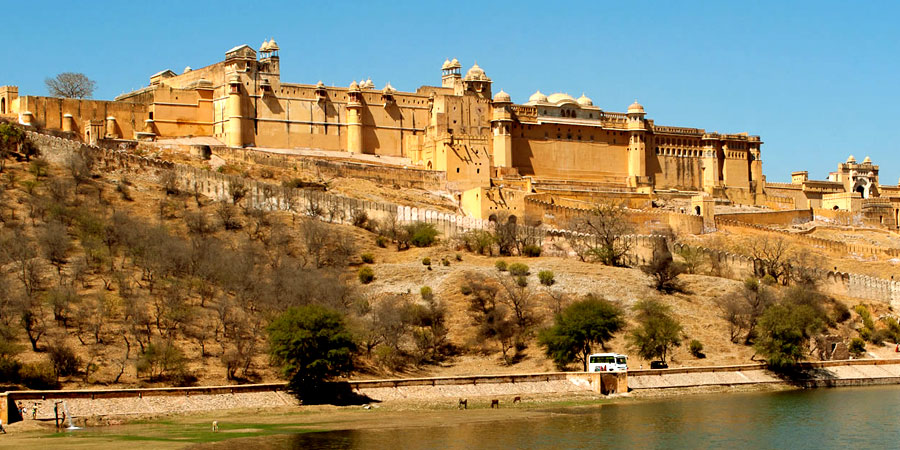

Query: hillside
<box><xmin>0</xmin><ymin>140</ymin><xmax>892</xmax><ymax>392</ymax></box>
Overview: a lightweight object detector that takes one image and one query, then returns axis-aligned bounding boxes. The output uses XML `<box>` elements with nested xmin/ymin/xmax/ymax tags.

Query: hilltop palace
<box><xmin>2</xmin><ymin>40</ymin><xmax>899</xmax><ymax>229</ymax></box>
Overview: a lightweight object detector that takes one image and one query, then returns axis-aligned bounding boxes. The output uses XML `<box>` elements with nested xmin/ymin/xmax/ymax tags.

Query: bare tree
<box><xmin>45</xmin><ymin>72</ymin><xmax>96</xmax><ymax>98</ymax></box>
<box><xmin>718</xmin><ymin>278</ymin><xmax>775</xmax><ymax>344</ymax></box>
<box><xmin>570</xmin><ymin>202</ymin><xmax>635</xmax><ymax>266</ymax></box>
<box><xmin>747</xmin><ymin>235</ymin><xmax>792</xmax><ymax>284</ymax></box>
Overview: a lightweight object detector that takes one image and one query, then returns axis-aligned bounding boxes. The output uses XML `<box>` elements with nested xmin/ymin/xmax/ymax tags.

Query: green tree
<box><xmin>0</xmin><ymin>122</ymin><xmax>25</xmax><ymax>172</ymax></box>
<box><xmin>538</xmin><ymin>295</ymin><xmax>626</xmax><ymax>371</ymax></box>
<box><xmin>754</xmin><ymin>301</ymin><xmax>824</xmax><ymax>371</ymax></box>
<box><xmin>267</xmin><ymin>305</ymin><xmax>356</xmax><ymax>403</ymax></box>
<box><xmin>628</xmin><ymin>299</ymin><xmax>683</xmax><ymax>364</ymax></box>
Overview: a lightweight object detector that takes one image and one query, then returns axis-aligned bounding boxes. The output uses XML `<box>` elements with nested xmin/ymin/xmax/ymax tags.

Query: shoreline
<box><xmin>2</xmin><ymin>382</ymin><xmax>799</xmax><ymax>449</ymax></box>
<box><xmin>5</xmin><ymin>360</ymin><xmax>900</xmax><ymax>448</ymax></box>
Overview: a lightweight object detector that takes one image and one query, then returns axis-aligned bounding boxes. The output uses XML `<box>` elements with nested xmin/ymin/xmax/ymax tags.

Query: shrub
<box><xmin>832</xmin><ymin>302</ymin><xmax>851</xmax><ymax>323</ymax></box>
<box><xmin>460</xmin><ymin>284</ymin><xmax>473</xmax><ymax>296</ymax></box>
<box><xmin>375</xmin><ymin>236</ymin><xmax>388</xmax><ymax>248</ymax></box>
<box><xmin>495</xmin><ymin>260</ymin><xmax>508</xmax><ymax>272</ymax></box>
<box><xmin>407</xmin><ymin>222</ymin><xmax>439</xmax><ymax>247</ymax></box>
<box><xmin>48</xmin><ymin>343</ymin><xmax>81</xmax><ymax>378</ymax></box>
<box><xmin>441</xmin><ymin>258</ymin><xmax>450</xmax><ymax>267</ymax></box>
<box><xmin>508</xmin><ymin>263</ymin><xmax>529</xmax><ymax>277</ymax></box>
<box><xmin>689</xmin><ymin>339</ymin><xmax>705</xmax><ymax>358</ymax></box>
<box><xmin>761</xmin><ymin>274</ymin><xmax>777</xmax><ymax>286</ymax></box>
<box><xmin>515</xmin><ymin>276</ymin><xmax>528</xmax><ymax>287</ymax></box>
<box><xmin>136</xmin><ymin>340</ymin><xmax>189</xmax><ymax>383</ymax></box>
<box><xmin>460</xmin><ymin>230</ymin><xmax>496</xmax><ymax>255</ymax></box>
<box><xmin>358</xmin><ymin>266</ymin><xmax>375</xmax><ymax>284</ymax></box>
<box><xmin>361</xmin><ymin>253</ymin><xmax>375</xmax><ymax>264</ymax></box>
<box><xmin>848</xmin><ymin>337</ymin><xmax>866</xmax><ymax>357</ymax></box>
<box><xmin>420</xmin><ymin>286</ymin><xmax>434</xmax><ymax>302</ymax></box>
<box><xmin>538</xmin><ymin>270</ymin><xmax>555</xmax><ymax>287</ymax></box>
<box><xmin>352</xmin><ymin>210</ymin><xmax>369</xmax><ymax>229</ymax></box>
<box><xmin>19</xmin><ymin>362</ymin><xmax>59</xmax><ymax>390</ymax></box>
<box><xmin>455</xmin><ymin>253</ymin><xmax>463</xmax><ymax>261</ymax></box>
<box><xmin>522</xmin><ymin>244</ymin><xmax>542</xmax><ymax>257</ymax></box>
<box><xmin>422</xmin><ymin>257</ymin><xmax>431</xmax><ymax>266</ymax></box>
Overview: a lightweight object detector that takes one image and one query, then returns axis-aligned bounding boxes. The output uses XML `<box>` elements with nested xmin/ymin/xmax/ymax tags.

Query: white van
<box><xmin>588</xmin><ymin>353</ymin><xmax>628</xmax><ymax>372</ymax></box>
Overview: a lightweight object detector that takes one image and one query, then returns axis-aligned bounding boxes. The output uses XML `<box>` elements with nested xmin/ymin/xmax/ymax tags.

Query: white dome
<box><xmin>863</xmin><ymin>156</ymin><xmax>872</xmax><ymax>163</ymax></box>
<box><xmin>442</xmin><ymin>59</ymin><xmax>451</xmax><ymax>70</ymax></box>
<box><xmin>547</xmin><ymin>93</ymin><xmax>577</xmax><ymax>105</ymax></box>
<box><xmin>847</xmin><ymin>155</ymin><xmax>856</xmax><ymax>163</ymax></box>
<box><xmin>464</xmin><ymin>63</ymin><xmax>490</xmax><ymax>81</ymax></box>
<box><xmin>576</xmin><ymin>94</ymin><xmax>593</xmax><ymax>106</ymax></box>
<box><xmin>627</xmin><ymin>100</ymin><xmax>645</xmax><ymax>114</ymax></box>
<box><xmin>528</xmin><ymin>90</ymin><xmax>548</xmax><ymax>103</ymax></box>
<box><xmin>493</xmin><ymin>90</ymin><xmax>511</xmax><ymax>103</ymax></box>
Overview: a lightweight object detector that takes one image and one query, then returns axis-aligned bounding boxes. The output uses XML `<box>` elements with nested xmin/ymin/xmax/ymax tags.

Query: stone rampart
<box><xmin>214</xmin><ymin>146</ymin><xmax>448</xmax><ymax>191</ymax></box>
<box><xmin>26</xmin><ymin>130</ymin><xmax>899</xmax><ymax>306</ymax></box>
<box><xmin>716</xmin><ymin>209</ymin><xmax>813</xmax><ymax>227</ymax></box>
<box><xmin>672</xmin><ymin>242</ymin><xmax>900</xmax><ymax>308</ymax></box>
<box><xmin>524</xmin><ymin>194</ymin><xmax>704</xmax><ymax>234</ymax></box>
<box><xmin>715</xmin><ymin>217</ymin><xmax>900</xmax><ymax>259</ymax></box>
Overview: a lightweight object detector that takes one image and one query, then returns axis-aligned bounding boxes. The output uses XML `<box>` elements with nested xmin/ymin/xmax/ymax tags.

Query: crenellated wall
<box><xmin>27</xmin><ymin>130</ymin><xmax>898</xmax><ymax>308</ymax></box>
<box><xmin>715</xmin><ymin>209</ymin><xmax>813</xmax><ymax>227</ymax></box>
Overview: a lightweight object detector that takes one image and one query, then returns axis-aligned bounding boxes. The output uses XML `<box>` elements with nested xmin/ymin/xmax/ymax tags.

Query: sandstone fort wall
<box><xmin>26</xmin><ymin>130</ymin><xmax>899</xmax><ymax>307</ymax></box>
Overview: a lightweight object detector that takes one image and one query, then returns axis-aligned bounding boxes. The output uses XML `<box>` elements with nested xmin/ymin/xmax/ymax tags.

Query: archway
<box><xmin>833</xmin><ymin>205</ymin><xmax>840</xmax><ymax>210</ymax></box>
<box><xmin>855</xmin><ymin>185</ymin><xmax>865</xmax><ymax>198</ymax></box>
<box><xmin>507</xmin><ymin>215</ymin><xmax>518</xmax><ymax>224</ymax></box>
<box><xmin>694</xmin><ymin>206</ymin><xmax>701</xmax><ymax>215</ymax></box>
<box><xmin>488</xmin><ymin>214</ymin><xmax>498</xmax><ymax>223</ymax></box>
<box><xmin>1</xmin><ymin>98</ymin><xmax>5</xmax><ymax>114</ymax></box>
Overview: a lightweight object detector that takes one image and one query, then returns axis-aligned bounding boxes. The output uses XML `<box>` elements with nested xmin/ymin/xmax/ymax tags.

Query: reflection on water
<box><xmin>212</xmin><ymin>386</ymin><xmax>900</xmax><ymax>449</ymax></box>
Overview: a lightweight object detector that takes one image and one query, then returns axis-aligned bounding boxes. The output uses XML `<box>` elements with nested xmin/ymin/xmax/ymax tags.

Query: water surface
<box><xmin>213</xmin><ymin>386</ymin><xmax>900</xmax><ymax>449</ymax></box>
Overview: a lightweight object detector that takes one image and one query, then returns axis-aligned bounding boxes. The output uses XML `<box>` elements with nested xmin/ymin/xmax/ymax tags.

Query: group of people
<box><xmin>0</xmin><ymin>402</ymin><xmax>41</xmax><ymax>434</ymax></box>
<box><xmin>16</xmin><ymin>403</ymin><xmax>38</xmax><ymax>420</ymax></box>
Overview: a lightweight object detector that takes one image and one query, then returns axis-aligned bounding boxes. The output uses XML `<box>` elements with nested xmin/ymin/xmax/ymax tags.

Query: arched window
<box><xmin>1</xmin><ymin>98</ymin><xmax>5</xmax><ymax>114</ymax></box>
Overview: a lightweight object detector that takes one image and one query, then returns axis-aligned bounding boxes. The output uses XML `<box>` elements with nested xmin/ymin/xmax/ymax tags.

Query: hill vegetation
<box><xmin>0</xmin><ymin>128</ymin><xmax>896</xmax><ymax>396</ymax></box>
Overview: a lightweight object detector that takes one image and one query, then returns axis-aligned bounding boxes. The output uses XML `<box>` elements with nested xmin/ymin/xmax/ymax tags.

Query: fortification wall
<box><xmin>672</xmin><ymin>242</ymin><xmax>900</xmax><ymax>308</ymax></box>
<box><xmin>724</xmin><ymin>187</ymin><xmax>794</xmax><ymax>210</ymax></box>
<box><xmin>715</xmin><ymin>209</ymin><xmax>813</xmax><ymax>227</ymax></box>
<box><xmin>523</xmin><ymin>194</ymin><xmax>703</xmax><ymax>234</ymax></box>
<box><xmin>715</xmin><ymin>218</ymin><xmax>900</xmax><ymax>259</ymax></box>
<box><xmin>20</xmin><ymin>96</ymin><xmax>149</xmax><ymax>142</ymax></box>
<box><xmin>25</xmin><ymin>130</ymin><xmax>899</xmax><ymax>307</ymax></box>
<box><xmin>213</xmin><ymin>146</ymin><xmax>448</xmax><ymax>191</ymax></box>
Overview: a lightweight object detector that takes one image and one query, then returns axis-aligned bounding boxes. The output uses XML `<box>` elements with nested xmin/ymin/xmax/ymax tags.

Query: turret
<box><xmin>491</xmin><ymin>90</ymin><xmax>512</xmax><ymax>168</ymax></box>
<box><xmin>626</xmin><ymin>101</ymin><xmax>647</xmax><ymax>188</ymax></box>
<box><xmin>346</xmin><ymin>81</ymin><xmax>363</xmax><ymax>154</ymax></box>
<box><xmin>226</xmin><ymin>74</ymin><xmax>243</xmax><ymax>147</ymax></box>
<box><xmin>462</xmin><ymin>62</ymin><xmax>492</xmax><ymax>99</ymax></box>
<box><xmin>441</xmin><ymin>58</ymin><xmax>462</xmax><ymax>90</ymax></box>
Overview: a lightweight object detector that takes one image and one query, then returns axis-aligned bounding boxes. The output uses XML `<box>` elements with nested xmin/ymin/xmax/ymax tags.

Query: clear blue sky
<box><xmin>2</xmin><ymin>0</ymin><xmax>897</xmax><ymax>183</ymax></box>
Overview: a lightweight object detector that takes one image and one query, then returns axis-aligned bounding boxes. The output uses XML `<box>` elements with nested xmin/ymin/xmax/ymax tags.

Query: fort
<box><xmin>4</xmin><ymin>39</ymin><xmax>899</xmax><ymax>228</ymax></box>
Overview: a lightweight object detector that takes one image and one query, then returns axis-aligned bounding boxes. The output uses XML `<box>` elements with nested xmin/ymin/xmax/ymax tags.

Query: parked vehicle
<box><xmin>650</xmin><ymin>360</ymin><xmax>668</xmax><ymax>369</ymax></box>
<box><xmin>588</xmin><ymin>353</ymin><xmax>628</xmax><ymax>372</ymax></box>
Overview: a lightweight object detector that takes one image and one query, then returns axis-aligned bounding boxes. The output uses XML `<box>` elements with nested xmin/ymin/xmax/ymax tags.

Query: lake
<box><xmin>212</xmin><ymin>385</ymin><xmax>900</xmax><ymax>449</ymax></box>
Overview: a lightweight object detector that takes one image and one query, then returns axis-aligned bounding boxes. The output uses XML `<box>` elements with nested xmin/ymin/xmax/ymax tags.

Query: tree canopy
<box><xmin>45</xmin><ymin>72</ymin><xmax>96</xmax><ymax>99</ymax></box>
<box><xmin>267</xmin><ymin>305</ymin><xmax>356</xmax><ymax>403</ymax></box>
<box><xmin>627</xmin><ymin>298</ymin><xmax>683</xmax><ymax>363</ymax></box>
<box><xmin>538</xmin><ymin>295</ymin><xmax>626</xmax><ymax>371</ymax></box>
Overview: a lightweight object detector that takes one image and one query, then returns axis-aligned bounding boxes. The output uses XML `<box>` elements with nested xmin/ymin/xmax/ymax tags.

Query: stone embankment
<box><xmin>6</xmin><ymin>360</ymin><xmax>900</xmax><ymax>425</ymax></box>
